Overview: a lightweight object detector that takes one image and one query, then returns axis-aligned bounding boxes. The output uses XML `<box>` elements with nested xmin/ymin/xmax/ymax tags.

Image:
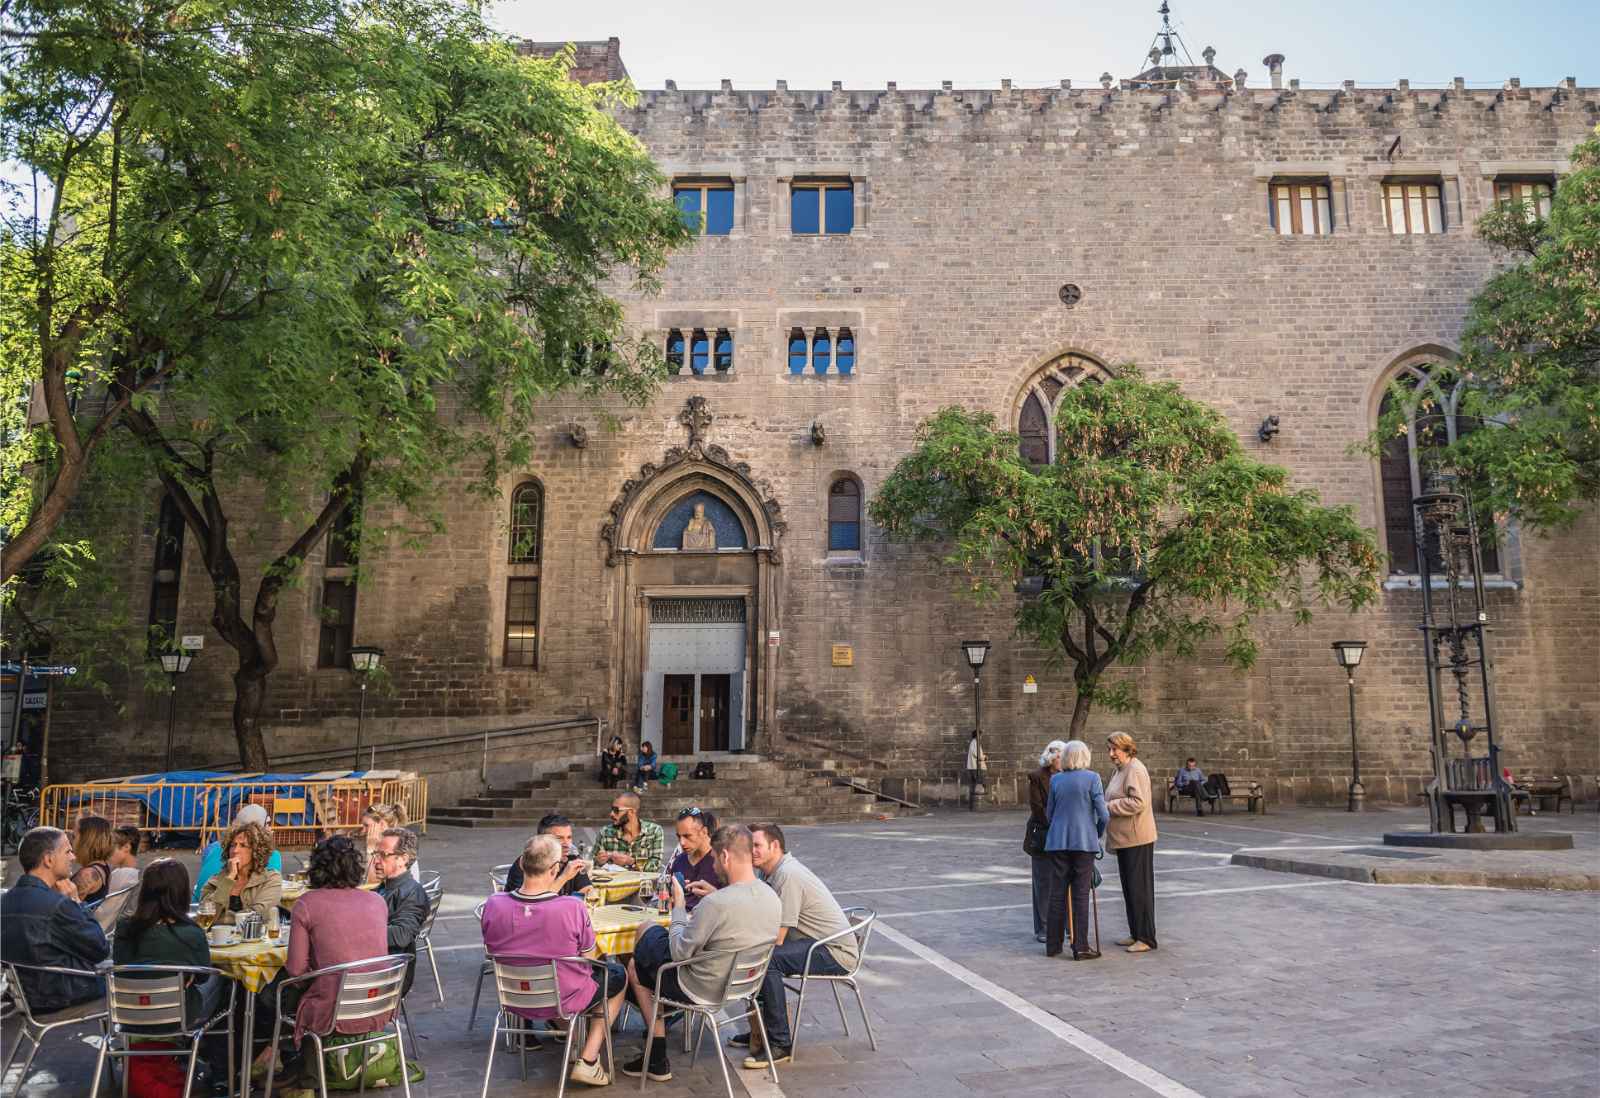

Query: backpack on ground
<box><xmin>657</xmin><ymin>762</ymin><xmax>679</xmax><ymax>785</ymax></box>
<box><xmin>692</xmin><ymin>761</ymin><xmax>716</xmax><ymax>780</ymax></box>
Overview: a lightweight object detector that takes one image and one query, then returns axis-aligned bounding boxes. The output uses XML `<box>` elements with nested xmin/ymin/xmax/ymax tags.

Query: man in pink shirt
<box><xmin>481</xmin><ymin>834</ymin><xmax>627</xmax><ymax>1088</ymax></box>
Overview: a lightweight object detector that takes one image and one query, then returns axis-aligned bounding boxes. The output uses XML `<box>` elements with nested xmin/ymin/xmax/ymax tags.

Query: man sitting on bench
<box><xmin>1173</xmin><ymin>758</ymin><xmax>1215</xmax><ymax>816</ymax></box>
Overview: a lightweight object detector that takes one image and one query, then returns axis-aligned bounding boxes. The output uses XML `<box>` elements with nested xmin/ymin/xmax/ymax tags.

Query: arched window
<box><xmin>666</xmin><ymin>329</ymin><xmax>684</xmax><ymax>372</ymax></box>
<box><xmin>690</xmin><ymin>329</ymin><xmax>709</xmax><ymax>375</ymax></box>
<box><xmin>147</xmin><ymin>493</ymin><xmax>185</xmax><ymax>655</ymax></box>
<box><xmin>505</xmin><ymin>481</ymin><xmax>544</xmax><ymax>668</ymax></box>
<box><xmin>811</xmin><ymin>329</ymin><xmax>831</xmax><ymax>374</ymax></box>
<box><xmin>828</xmin><ymin>477</ymin><xmax>862</xmax><ymax>553</ymax></box>
<box><xmin>1377</xmin><ymin>360</ymin><xmax>1500</xmax><ymax>575</ymax></box>
<box><xmin>788</xmin><ymin>328</ymin><xmax>808</xmax><ymax>374</ymax></box>
<box><xmin>509</xmin><ymin>482</ymin><xmax>542</xmax><ymax>563</ymax></box>
<box><xmin>1013</xmin><ymin>353</ymin><xmax>1110</xmax><ymax>465</ymax></box>
<box><xmin>713</xmin><ymin>329</ymin><xmax>734</xmax><ymax>372</ymax></box>
<box><xmin>836</xmin><ymin>328</ymin><xmax>855</xmax><ymax>375</ymax></box>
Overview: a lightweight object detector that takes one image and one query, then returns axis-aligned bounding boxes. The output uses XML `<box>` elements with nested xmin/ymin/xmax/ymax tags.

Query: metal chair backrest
<box><xmin>488</xmin><ymin>956</ymin><xmax>567</xmax><ymax>1017</ymax></box>
<box><xmin>2</xmin><ymin>960</ymin><xmax>107</xmax><ymax>1026</ymax></box>
<box><xmin>675</xmin><ymin>942</ymin><xmax>776</xmax><ymax>1008</ymax></box>
<box><xmin>106</xmin><ymin>964</ymin><xmax>212</xmax><ymax>1031</ymax></box>
<box><xmin>330</xmin><ymin>956</ymin><xmax>408</xmax><ymax>1026</ymax></box>
<box><xmin>489</xmin><ymin>864</ymin><xmax>513</xmax><ymax>893</ymax></box>
<box><xmin>417</xmin><ymin>877</ymin><xmax>444</xmax><ymax>939</ymax></box>
<box><xmin>838</xmin><ymin>907</ymin><xmax>878</xmax><ymax>976</ymax></box>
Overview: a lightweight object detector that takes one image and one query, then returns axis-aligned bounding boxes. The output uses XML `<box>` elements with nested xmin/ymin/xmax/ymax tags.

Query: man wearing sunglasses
<box><xmin>593</xmin><ymin>791</ymin><xmax>665</xmax><ymax>873</ymax></box>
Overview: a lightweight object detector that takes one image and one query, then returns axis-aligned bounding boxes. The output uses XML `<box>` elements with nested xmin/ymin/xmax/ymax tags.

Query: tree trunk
<box><xmin>232</xmin><ymin>667</ymin><xmax>271</xmax><ymax>771</ymax></box>
<box><xmin>1068</xmin><ymin>687</ymin><xmax>1095</xmax><ymax>741</ymax></box>
<box><xmin>0</xmin><ymin>454</ymin><xmax>90</xmax><ymax>581</ymax></box>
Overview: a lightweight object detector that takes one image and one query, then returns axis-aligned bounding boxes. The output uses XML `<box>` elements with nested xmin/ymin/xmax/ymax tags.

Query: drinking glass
<box><xmin>197</xmin><ymin>901</ymin><xmax>217</xmax><ymax>930</ymax></box>
<box><xmin>266</xmin><ymin>906</ymin><xmax>280</xmax><ymax>940</ymax></box>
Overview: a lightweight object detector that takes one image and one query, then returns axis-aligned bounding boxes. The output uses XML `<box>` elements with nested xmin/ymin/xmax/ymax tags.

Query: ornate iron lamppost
<box><xmin>1331</xmin><ymin>641</ymin><xmax>1367</xmax><ymax>811</ymax></box>
<box><xmin>158</xmin><ymin>649</ymin><xmax>195</xmax><ymax>773</ymax></box>
<box><xmin>349</xmin><ymin>645</ymin><xmax>383</xmax><ymax>771</ymax></box>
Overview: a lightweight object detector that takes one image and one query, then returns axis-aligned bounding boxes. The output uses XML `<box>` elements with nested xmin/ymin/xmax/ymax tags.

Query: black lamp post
<box><xmin>349</xmin><ymin>645</ymin><xmax>384</xmax><ymax>772</ymax></box>
<box><xmin>158</xmin><ymin>649</ymin><xmax>195</xmax><ymax>774</ymax></box>
<box><xmin>961</xmin><ymin>640</ymin><xmax>991</xmax><ymax>811</ymax></box>
<box><xmin>1332</xmin><ymin>640</ymin><xmax>1368</xmax><ymax>811</ymax></box>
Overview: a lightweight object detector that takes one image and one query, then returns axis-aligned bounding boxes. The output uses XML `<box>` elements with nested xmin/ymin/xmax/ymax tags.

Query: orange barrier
<box><xmin>40</xmin><ymin>772</ymin><xmax>428</xmax><ymax>851</ymax></box>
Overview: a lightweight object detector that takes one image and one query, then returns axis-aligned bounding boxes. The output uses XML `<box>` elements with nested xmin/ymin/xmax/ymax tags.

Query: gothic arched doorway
<box><xmin>600</xmin><ymin>398</ymin><xmax>786</xmax><ymax>756</ymax></box>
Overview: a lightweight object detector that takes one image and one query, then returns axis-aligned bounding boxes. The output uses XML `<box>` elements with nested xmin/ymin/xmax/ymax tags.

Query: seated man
<box><xmin>1173</xmin><ymin>757</ymin><xmax>1213</xmax><ymax>816</ymax></box>
<box><xmin>623</xmin><ymin>824</ymin><xmax>780</xmax><ymax>1083</ymax></box>
<box><xmin>504</xmin><ymin>813</ymin><xmax>593</xmax><ymax>897</ymax></box>
<box><xmin>374</xmin><ymin>827</ymin><xmax>431</xmax><ymax>997</ymax></box>
<box><xmin>481</xmin><ymin>835</ymin><xmax>627</xmax><ymax>1089</ymax></box>
<box><xmin>669</xmin><ymin>807</ymin><xmax>720</xmax><ymax>913</ymax></box>
<box><xmin>592</xmin><ymin>791</ymin><xmax>665</xmax><ymax>873</ymax></box>
<box><xmin>739</xmin><ymin>822</ymin><xmax>859</xmax><ymax>1067</ymax></box>
<box><xmin>0</xmin><ymin>826</ymin><xmax>110</xmax><ymax>1014</ymax></box>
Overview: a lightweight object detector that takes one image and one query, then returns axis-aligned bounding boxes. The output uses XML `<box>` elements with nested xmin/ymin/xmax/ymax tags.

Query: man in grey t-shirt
<box><xmin>623</xmin><ymin>823</ymin><xmax>780</xmax><ymax>1083</ymax></box>
<box><xmin>736</xmin><ymin>822</ymin><xmax>858</xmax><ymax>1067</ymax></box>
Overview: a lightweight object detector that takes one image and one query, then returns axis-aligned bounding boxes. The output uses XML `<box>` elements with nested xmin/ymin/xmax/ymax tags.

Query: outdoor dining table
<box><xmin>589</xmin><ymin>903</ymin><xmax>670</xmax><ymax>956</ymax></box>
<box><xmin>209</xmin><ymin>933</ymin><xmax>289</xmax><ymax>1098</ymax></box>
<box><xmin>588</xmin><ymin>869</ymin><xmax>655</xmax><ymax>904</ymax></box>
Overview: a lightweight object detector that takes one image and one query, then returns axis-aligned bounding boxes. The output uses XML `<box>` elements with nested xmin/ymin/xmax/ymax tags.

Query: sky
<box><xmin>491</xmin><ymin>0</ymin><xmax>1597</xmax><ymax>90</ymax></box>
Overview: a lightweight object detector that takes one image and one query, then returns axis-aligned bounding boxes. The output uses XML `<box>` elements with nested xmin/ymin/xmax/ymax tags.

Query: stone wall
<box><xmin>41</xmin><ymin>75</ymin><xmax>1600</xmax><ymax>803</ymax></box>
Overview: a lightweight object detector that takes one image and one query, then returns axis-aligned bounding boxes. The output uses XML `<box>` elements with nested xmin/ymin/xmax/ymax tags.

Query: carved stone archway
<box><xmin>600</xmin><ymin>397</ymin><xmax>786</xmax><ymax>754</ymax></box>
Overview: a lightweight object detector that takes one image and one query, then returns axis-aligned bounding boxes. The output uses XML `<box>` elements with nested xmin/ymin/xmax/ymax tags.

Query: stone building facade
<box><xmin>39</xmin><ymin>42</ymin><xmax>1600</xmax><ymax>803</ymax></box>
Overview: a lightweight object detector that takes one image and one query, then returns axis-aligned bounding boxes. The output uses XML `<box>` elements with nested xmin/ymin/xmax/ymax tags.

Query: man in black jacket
<box><xmin>373</xmin><ymin>827</ymin><xmax>431</xmax><ymax>997</ymax></box>
<box><xmin>0</xmin><ymin>826</ymin><xmax>110</xmax><ymax>1014</ymax></box>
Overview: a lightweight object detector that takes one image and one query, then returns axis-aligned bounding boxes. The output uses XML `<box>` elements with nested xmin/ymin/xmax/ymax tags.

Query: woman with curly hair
<box><xmin>283</xmin><ymin>834</ymin><xmax>390</xmax><ymax>1044</ymax></box>
<box><xmin>198</xmin><ymin>820</ymin><xmax>284</xmax><ymax>926</ymax></box>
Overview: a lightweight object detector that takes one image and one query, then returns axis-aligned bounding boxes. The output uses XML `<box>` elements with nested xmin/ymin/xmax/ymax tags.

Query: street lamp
<box><xmin>960</xmin><ymin>640</ymin><xmax>991</xmax><ymax>811</ymax></box>
<box><xmin>349</xmin><ymin>645</ymin><xmax>384</xmax><ymax>772</ymax></box>
<box><xmin>1331</xmin><ymin>640</ymin><xmax>1368</xmax><ymax>812</ymax></box>
<box><xmin>158</xmin><ymin>649</ymin><xmax>195</xmax><ymax>774</ymax></box>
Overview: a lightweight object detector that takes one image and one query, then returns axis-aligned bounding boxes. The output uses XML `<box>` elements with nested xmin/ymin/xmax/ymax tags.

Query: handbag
<box><xmin>1023</xmin><ymin>817</ymin><xmax>1047</xmax><ymax>857</ymax></box>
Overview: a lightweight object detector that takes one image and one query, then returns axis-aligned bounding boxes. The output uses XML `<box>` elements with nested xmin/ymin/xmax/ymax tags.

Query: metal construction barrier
<box><xmin>39</xmin><ymin>770</ymin><xmax>428</xmax><ymax>850</ymax></box>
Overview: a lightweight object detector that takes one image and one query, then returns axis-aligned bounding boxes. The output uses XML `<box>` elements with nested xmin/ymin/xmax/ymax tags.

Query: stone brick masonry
<box><xmin>44</xmin><ymin>47</ymin><xmax>1600</xmax><ymax>806</ymax></box>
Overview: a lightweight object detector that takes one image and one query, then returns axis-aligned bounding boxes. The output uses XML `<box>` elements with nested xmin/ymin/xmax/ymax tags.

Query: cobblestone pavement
<box><xmin>6</xmin><ymin>808</ymin><xmax>1598</xmax><ymax>1097</ymax></box>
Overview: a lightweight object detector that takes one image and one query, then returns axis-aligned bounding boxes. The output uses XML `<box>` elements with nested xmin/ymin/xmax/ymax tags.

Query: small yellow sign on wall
<box><xmin>1023</xmin><ymin>674</ymin><xmax>1038</xmax><ymax>694</ymax></box>
<box><xmin>832</xmin><ymin>644</ymin><xmax>854</xmax><ymax>667</ymax></box>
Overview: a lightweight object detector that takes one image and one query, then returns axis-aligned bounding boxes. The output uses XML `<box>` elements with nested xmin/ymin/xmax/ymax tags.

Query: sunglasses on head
<box><xmin>676</xmin><ymin>806</ymin><xmax>703</xmax><ymax>820</ymax></box>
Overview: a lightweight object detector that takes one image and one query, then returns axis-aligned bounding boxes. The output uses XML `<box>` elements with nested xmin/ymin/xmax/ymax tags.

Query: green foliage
<box><xmin>1437</xmin><ymin>125</ymin><xmax>1600</xmax><ymax>529</ymax></box>
<box><xmin>2</xmin><ymin>0</ymin><xmax>691</xmax><ymax>765</ymax></box>
<box><xmin>871</xmin><ymin>371</ymin><xmax>1382</xmax><ymax>730</ymax></box>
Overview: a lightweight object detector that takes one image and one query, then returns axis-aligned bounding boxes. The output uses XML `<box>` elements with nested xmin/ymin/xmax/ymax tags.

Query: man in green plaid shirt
<box><xmin>594</xmin><ymin>790</ymin><xmax>666</xmax><ymax>872</ymax></box>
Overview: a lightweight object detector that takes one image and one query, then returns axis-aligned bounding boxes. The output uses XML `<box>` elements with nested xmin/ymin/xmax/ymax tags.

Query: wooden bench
<box><xmin>1512</xmin><ymin>775</ymin><xmax>1576</xmax><ymax>815</ymax></box>
<box><xmin>1213</xmin><ymin>778</ymin><xmax>1266</xmax><ymax>815</ymax></box>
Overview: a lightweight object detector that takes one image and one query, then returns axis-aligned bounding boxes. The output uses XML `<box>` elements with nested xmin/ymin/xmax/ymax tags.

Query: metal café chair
<box><xmin>489</xmin><ymin>863</ymin><xmax>513</xmax><ymax>893</ymax></box>
<box><xmin>639</xmin><ymin>941</ymin><xmax>780</xmax><ymax>1097</ymax></box>
<box><xmin>90</xmin><ymin>963</ymin><xmax>237</xmax><ymax>1098</ymax></box>
<box><xmin>415</xmin><ymin>872</ymin><xmax>446</xmax><ymax>1004</ymax></box>
<box><xmin>481</xmin><ymin>954</ymin><xmax>615</xmax><ymax>1098</ymax></box>
<box><xmin>264</xmin><ymin>954</ymin><xmax>414</xmax><ymax>1098</ymax></box>
<box><xmin>0</xmin><ymin>961</ymin><xmax>111</xmax><ymax>1092</ymax></box>
<box><xmin>780</xmin><ymin>905</ymin><xmax>879</xmax><ymax>1061</ymax></box>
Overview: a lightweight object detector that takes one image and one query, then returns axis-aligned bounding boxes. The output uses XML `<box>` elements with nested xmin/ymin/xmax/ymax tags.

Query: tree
<box><xmin>870</xmin><ymin>371</ymin><xmax>1383</xmax><ymax>738</ymax></box>
<box><xmin>6</xmin><ymin>1</ymin><xmax>690</xmax><ymax>768</ymax></box>
<box><xmin>1</xmin><ymin>0</ymin><xmax>358</xmax><ymax>582</ymax></box>
<box><xmin>1433</xmin><ymin>125</ymin><xmax>1600</xmax><ymax>530</ymax></box>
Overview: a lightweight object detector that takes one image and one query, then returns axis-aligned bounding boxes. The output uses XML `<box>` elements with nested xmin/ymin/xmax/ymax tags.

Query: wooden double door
<box><xmin>661</xmin><ymin>673</ymin><xmax>731</xmax><ymax>755</ymax></box>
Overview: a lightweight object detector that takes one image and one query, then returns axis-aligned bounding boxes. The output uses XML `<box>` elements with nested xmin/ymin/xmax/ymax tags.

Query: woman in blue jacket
<box><xmin>1043</xmin><ymin>740</ymin><xmax>1109</xmax><ymax>960</ymax></box>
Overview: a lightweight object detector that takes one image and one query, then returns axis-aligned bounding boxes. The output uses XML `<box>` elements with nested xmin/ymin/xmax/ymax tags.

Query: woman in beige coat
<box><xmin>198</xmin><ymin>821</ymin><xmax>283</xmax><ymax>926</ymax></box>
<box><xmin>1104</xmin><ymin>732</ymin><xmax>1158</xmax><ymax>952</ymax></box>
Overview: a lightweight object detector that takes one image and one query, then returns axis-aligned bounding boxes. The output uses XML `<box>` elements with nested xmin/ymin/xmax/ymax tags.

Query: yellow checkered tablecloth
<box><xmin>209</xmin><ymin>938</ymin><xmax>288</xmax><ymax>994</ymax></box>
<box><xmin>589</xmin><ymin>904</ymin><xmax>669</xmax><ymax>956</ymax></box>
<box><xmin>588</xmin><ymin>871</ymin><xmax>654</xmax><ymax>905</ymax></box>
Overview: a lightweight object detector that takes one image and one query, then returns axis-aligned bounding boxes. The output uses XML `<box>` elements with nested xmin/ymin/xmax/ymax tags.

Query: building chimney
<box><xmin>1263</xmin><ymin>54</ymin><xmax>1285</xmax><ymax>90</ymax></box>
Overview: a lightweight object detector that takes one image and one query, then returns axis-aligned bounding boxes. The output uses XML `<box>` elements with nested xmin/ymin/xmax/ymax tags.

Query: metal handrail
<box><xmin>205</xmin><ymin>715</ymin><xmax>601</xmax><ymax>773</ymax></box>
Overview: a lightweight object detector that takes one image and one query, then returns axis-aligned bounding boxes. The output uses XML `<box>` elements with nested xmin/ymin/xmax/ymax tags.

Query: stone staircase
<box><xmin>427</xmin><ymin>753</ymin><xmax>904</xmax><ymax>829</ymax></box>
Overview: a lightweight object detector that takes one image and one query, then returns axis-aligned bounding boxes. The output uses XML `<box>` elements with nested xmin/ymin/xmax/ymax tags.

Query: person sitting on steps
<box><xmin>634</xmin><ymin>741</ymin><xmax>658</xmax><ymax>791</ymax></box>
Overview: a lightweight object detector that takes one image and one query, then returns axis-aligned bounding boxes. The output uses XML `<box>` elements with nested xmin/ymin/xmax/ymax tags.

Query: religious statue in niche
<box><xmin>681</xmin><ymin>502</ymin><xmax>717</xmax><ymax>551</ymax></box>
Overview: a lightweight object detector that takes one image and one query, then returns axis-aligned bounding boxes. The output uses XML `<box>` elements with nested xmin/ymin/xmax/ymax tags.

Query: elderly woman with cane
<box><xmin>1043</xmin><ymin>740</ymin><xmax>1108</xmax><ymax>960</ymax></box>
<box><xmin>1105</xmin><ymin>732</ymin><xmax>1159</xmax><ymax>952</ymax></box>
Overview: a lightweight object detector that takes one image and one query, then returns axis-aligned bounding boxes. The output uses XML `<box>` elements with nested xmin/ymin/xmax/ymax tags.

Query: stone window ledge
<box><xmin>1382</xmin><ymin>576</ymin><xmax>1520</xmax><ymax>592</ymax></box>
<box><xmin>823</xmin><ymin>555</ymin><xmax>865</xmax><ymax>568</ymax></box>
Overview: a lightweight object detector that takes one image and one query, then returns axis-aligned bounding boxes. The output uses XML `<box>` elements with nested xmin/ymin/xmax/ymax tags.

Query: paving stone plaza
<box><xmin>6</xmin><ymin>807</ymin><xmax>1596</xmax><ymax>1097</ymax></box>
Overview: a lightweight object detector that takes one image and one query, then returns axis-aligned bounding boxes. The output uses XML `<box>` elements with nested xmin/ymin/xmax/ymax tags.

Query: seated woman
<box><xmin>92</xmin><ymin>825</ymin><xmax>144</xmax><ymax>933</ymax></box>
<box><xmin>72</xmin><ymin>813</ymin><xmax>116</xmax><ymax>906</ymax></box>
<box><xmin>279</xmin><ymin>835</ymin><xmax>391</xmax><ymax>1066</ymax></box>
<box><xmin>634</xmin><ymin>741</ymin><xmax>658</xmax><ymax>790</ymax></box>
<box><xmin>193</xmin><ymin>805</ymin><xmax>283</xmax><ymax>902</ymax></box>
<box><xmin>599</xmin><ymin>736</ymin><xmax>629</xmax><ymax>789</ymax></box>
<box><xmin>113</xmin><ymin>859</ymin><xmax>230</xmax><ymax>1089</ymax></box>
<box><xmin>198</xmin><ymin>821</ymin><xmax>283</xmax><ymax>926</ymax></box>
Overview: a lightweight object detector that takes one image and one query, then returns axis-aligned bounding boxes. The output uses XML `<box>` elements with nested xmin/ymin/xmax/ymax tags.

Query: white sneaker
<box><xmin>570</xmin><ymin>1057</ymin><xmax>611</xmax><ymax>1087</ymax></box>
